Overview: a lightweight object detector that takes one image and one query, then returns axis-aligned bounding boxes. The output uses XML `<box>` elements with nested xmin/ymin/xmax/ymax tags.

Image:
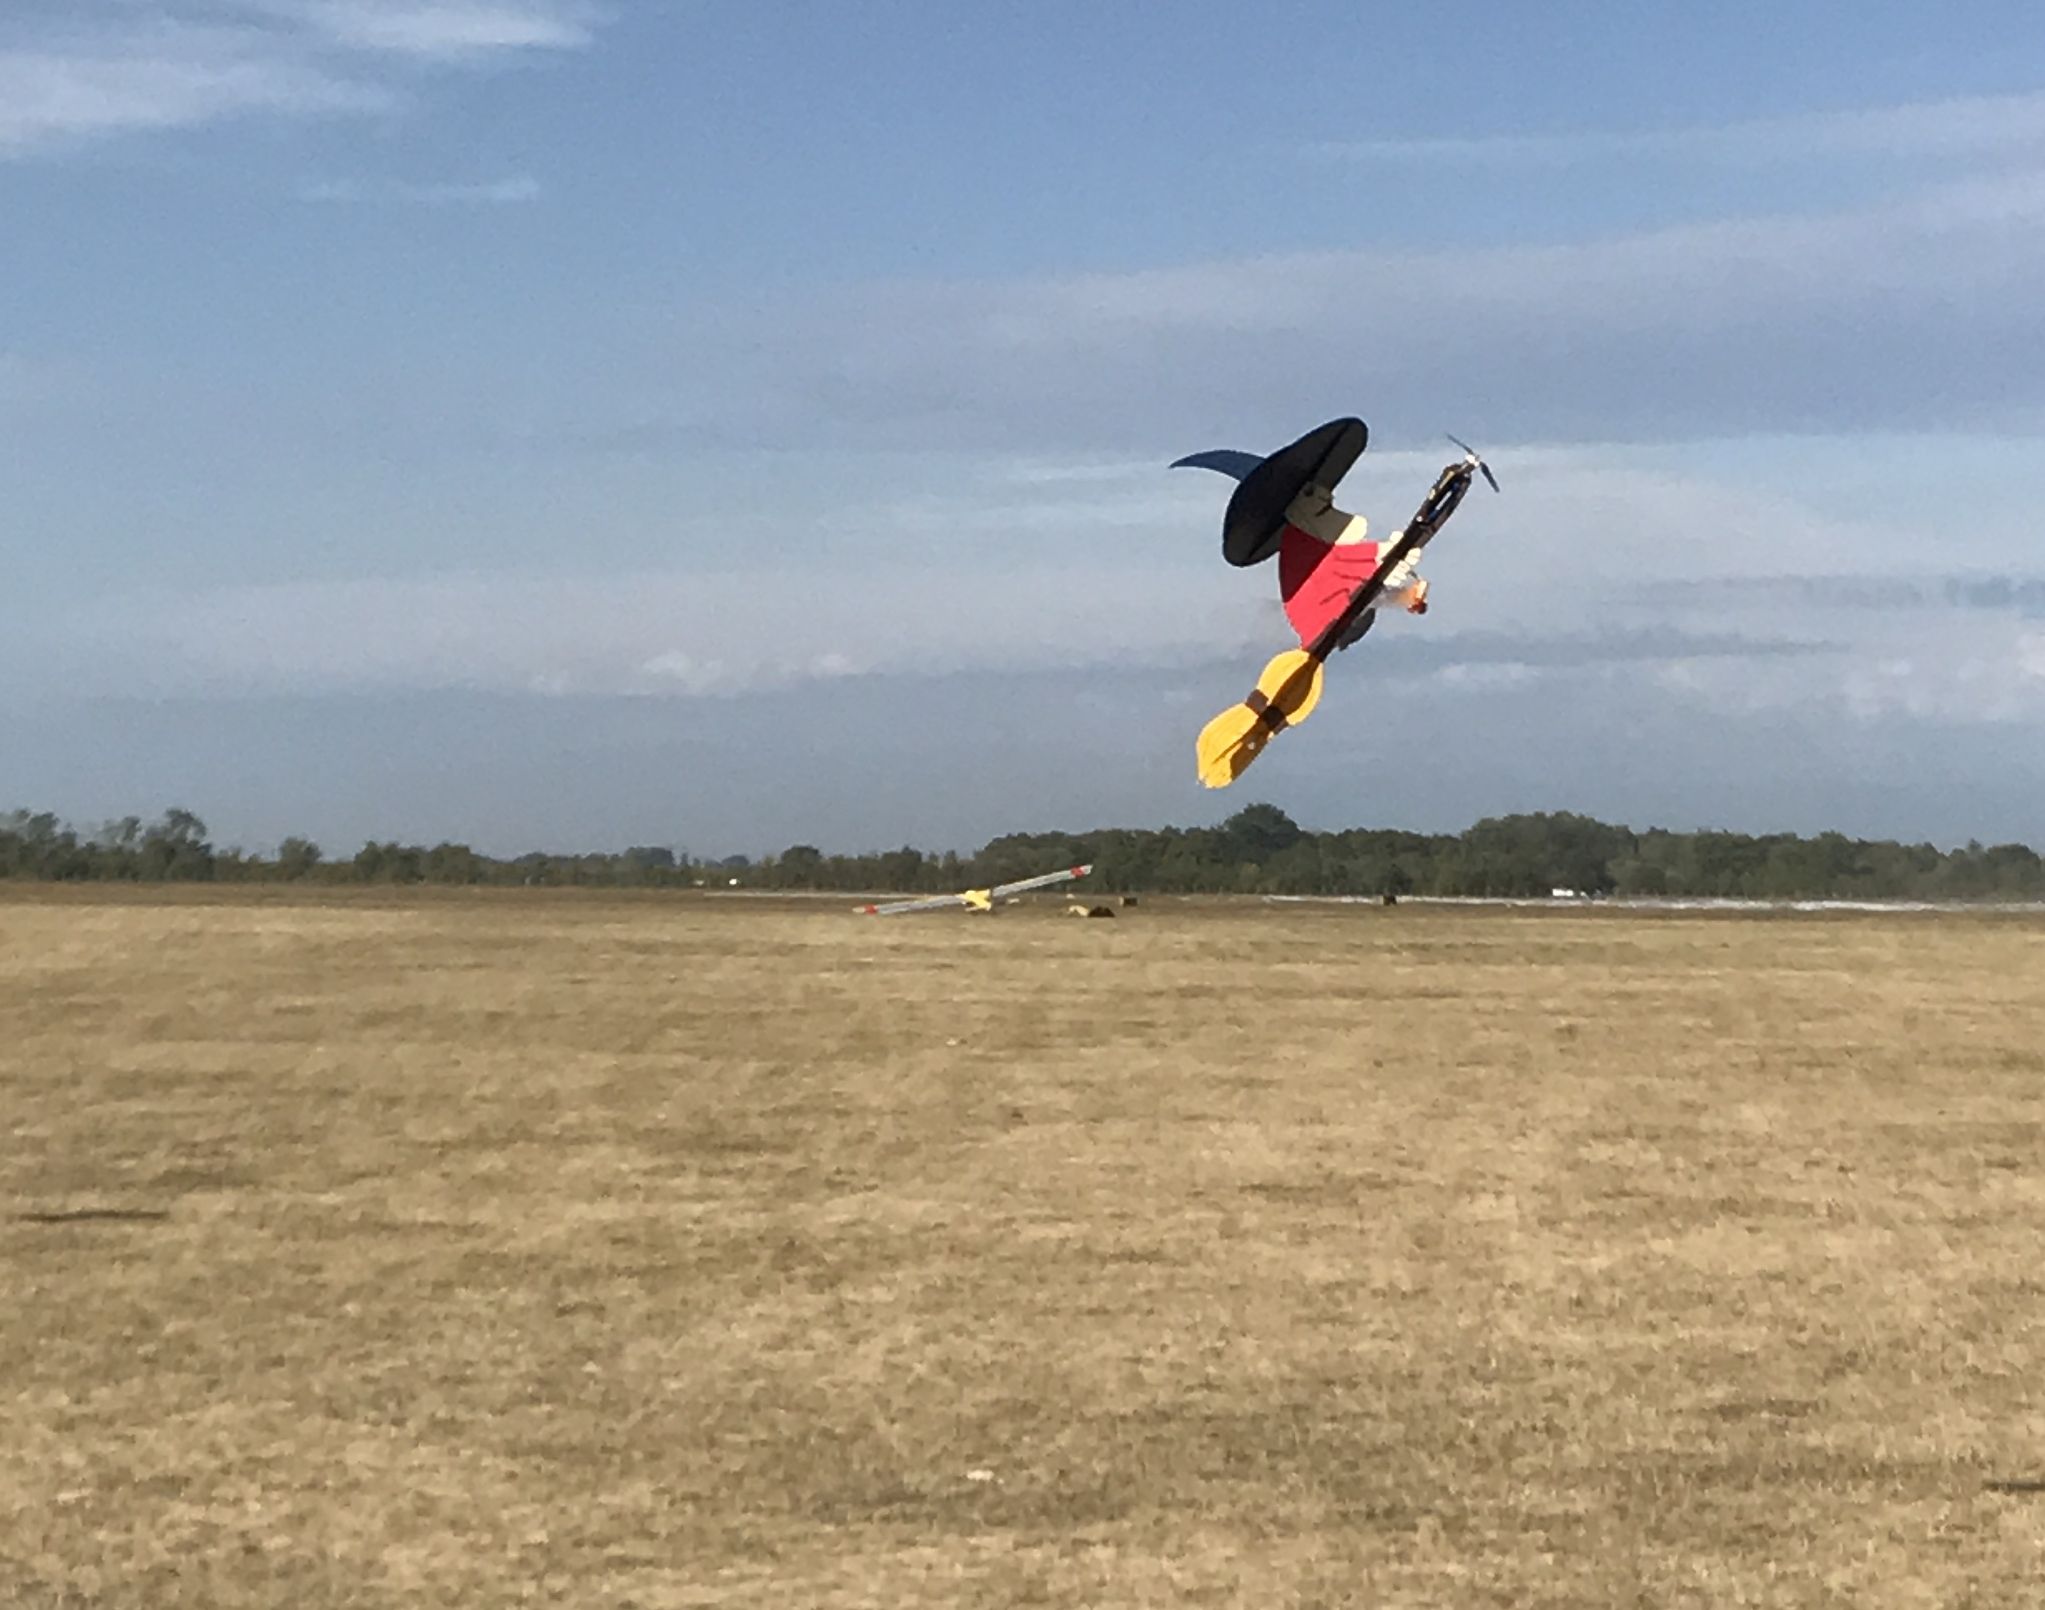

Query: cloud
<box><xmin>16</xmin><ymin>559</ymin><xmax>1844</xmax><ymax>707</ymax></box>
<box><xmin>635</xmin><ymin>648</ymin><xmax>863</xmax><ymax>698</ymax></box>
<box><xmin>1633</xmin><ymin>571</ymin><xmax>2045</xmax><ymax>617</ymax></box>
<box><xmin>1642</xmin><ymin>612</ymin><xmax>2045</xmax><ymax>729</ymax></box>
<box><xmin>639</xmin><ymin>170</ymin><xmax>2045</xmax><ymax>454</ymax></box>
<box><xmin>36</xmin><ymin>559</ymin><xmax>1261</xmax><ymax>699</ymax></box>
<box><xmin>1312</xmin><ymin>91</ymin><xmax>2045</xmax><ymax>168</ymax></box>
<box><xmin>0</xmin><ymin>32</ymin><xmax>388</xmax><ymax>156</ymax></box>
<box><xmin>15</xmin><ymin>657</ymin><xmax>2045</xmax><ymax>857</ymax></box>
<box><xmin>4</xmin><ymin>440</ymin><xmax>2010</xmax><ymax>706</ymax></box>
<box><xmin>264</xmin><ymin>1</ymin><xmax>598</xmax><ymax>59</ymax></box>
<box><xmin>7</xmin><ymin>427</ymin><xmax>2041</xmax><ymax>850</ymax></box>
<box><xmin>298</xmin><ymin>172</ymin><xmax>541</xmax><ymax>203</ymax></box>
<box><xmin>0</xmin><ymin>2</ymin><xmax>598</xmax><ymax>158</ymax></box>
<box><xmin>1369</xmin><ymin>627</ymin><xmax>1830</xmax><ymax>679</ymax></box>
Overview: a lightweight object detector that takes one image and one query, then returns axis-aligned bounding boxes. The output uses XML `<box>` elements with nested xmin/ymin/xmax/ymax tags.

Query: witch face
<box><xmin>1287</xmin><ymin>482</ymin><xmax>1334</xmax><ymax>522</ymax></box>
<box><xmin>1285</xmin><ymin>482</ymin><xmax>1370</xmax><ymax>546</ymax></box>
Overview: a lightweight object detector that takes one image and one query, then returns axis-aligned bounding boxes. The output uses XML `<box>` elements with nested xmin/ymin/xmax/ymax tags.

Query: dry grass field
<box><xmin>3</xmin><ymin>886</ymin><xmax>2042</xmax><ymax>1607</ymax></box>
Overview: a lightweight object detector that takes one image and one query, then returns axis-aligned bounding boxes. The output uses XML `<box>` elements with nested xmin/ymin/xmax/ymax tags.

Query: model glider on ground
<box><xmin>855</xmin><ymin>865</ymin><xmax>1093</xmax><ymax>916</ymax></box>
<box><xmin>1174</xmin><ymin>418</ymin><xmax>1498</xmax><ymax>789</ymax></box>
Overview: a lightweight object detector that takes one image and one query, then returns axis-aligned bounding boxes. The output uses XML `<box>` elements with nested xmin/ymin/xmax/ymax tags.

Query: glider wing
<box><xmin>855</xmin><ymin>864</ymin><xmax>1092</xmax><ymax>915</ymax></box>
<box><xmin>989</xmin><ymin>865</ymin><xmax>1093</xmax><ymax>899</ymax></box>
<box><xmin>856</xmin><ymin>893</ymin><xmax>970</xmax><ymax>916</ymax></box>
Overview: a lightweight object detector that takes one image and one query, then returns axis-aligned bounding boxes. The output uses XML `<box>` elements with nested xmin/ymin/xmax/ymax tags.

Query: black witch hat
<box><xmin>1172</xmin><ymin>416</ymin><xmax>1368</xmax><ymax>568</ymax></box>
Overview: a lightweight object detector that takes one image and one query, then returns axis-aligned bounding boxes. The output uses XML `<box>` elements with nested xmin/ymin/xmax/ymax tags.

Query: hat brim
<box><xmin>1220</xmin><ymin>417</ymin><xmax>1368</xmax><ymax>567</ymax></box>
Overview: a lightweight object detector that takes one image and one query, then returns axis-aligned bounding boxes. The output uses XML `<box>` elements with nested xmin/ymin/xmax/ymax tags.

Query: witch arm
<box><xmin>1303</xmin><ymin>461</ymin><xmax>1475</xmax><ymax>661</ymax></box>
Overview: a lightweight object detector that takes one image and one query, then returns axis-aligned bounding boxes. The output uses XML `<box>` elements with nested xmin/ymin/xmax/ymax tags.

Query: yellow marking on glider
<box><xmin>1195</xmin><ymin>648</ymin><xmax>1324</xmax><ymax>789</ymax></box>
<box><xmin>855</xmin><ymin>864</ymin><xmax>1093</xmax><ymax>916</ymax></box>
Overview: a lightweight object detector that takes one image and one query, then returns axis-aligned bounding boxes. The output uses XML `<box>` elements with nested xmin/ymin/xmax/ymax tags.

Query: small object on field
<box><xmin>855</xmin><ymin>864</ymin><xmax>1092</xmax><ymax>917</ymax></box>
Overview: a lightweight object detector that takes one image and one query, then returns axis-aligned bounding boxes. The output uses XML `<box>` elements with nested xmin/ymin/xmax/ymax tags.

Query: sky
<box><xmin>6</xmin><ymin>0</ymin><xmax>2045</xmax><ymax>856</ymax></box>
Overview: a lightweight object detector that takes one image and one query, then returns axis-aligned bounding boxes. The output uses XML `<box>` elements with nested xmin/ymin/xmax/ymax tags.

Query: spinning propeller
<box><xmin>1447</xmin><ymin>434</ymin><xmax>1501</xmax><ymax>494</ymax></box>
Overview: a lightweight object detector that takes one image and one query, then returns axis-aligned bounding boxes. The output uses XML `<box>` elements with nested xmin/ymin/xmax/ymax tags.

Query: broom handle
<box><xmin>1304</xmin><ymin>461</ymin><xmax>1474</xmax><ymax>662</ymax></box>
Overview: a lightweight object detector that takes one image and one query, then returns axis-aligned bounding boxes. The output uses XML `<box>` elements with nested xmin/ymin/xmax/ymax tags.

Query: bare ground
<box><xmin>2</xmin><ymin>887</ymin><xmax>2042</xmax><ymax>1606</ymax></box>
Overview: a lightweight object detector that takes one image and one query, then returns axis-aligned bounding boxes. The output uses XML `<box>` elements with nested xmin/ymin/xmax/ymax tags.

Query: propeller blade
<box><xmin>1446</xmin><ymin>434</ymin><xmax>1501</xmax><ymax>492</ymax></box>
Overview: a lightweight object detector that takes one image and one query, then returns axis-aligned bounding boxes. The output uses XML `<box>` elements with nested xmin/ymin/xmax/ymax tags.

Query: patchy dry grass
<box><xmin>2</xmin><ymin>886</ymin><xmax>2042</xmax><ymax>1606</ymax></box>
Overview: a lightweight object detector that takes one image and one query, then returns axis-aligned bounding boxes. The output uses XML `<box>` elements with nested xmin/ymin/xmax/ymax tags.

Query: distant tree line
<box><xmin>5</xmin><ymin>803</ymin><xmax>2044</xmax><ymax>901</ymax></box>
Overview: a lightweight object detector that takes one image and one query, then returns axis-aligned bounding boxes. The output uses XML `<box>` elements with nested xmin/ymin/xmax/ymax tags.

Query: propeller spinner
<box><xmin>1447</xmin><ymin>433</ymin><xmax>1501</xmax><ymax>493</ymax></box>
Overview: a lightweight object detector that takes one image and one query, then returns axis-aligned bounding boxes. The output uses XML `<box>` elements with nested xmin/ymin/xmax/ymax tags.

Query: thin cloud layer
<box><xmin>0</xmin><ymin>35</ymin><xmax>388</xmax><ymax>155</ymax></box>
<box><xmin>1637</xmin><ymin>572</ymin><xmax>2045</xmax><ymax>615</ymax></box>
<box><xmin>12</xmin><ymin>446</ymin><xmax>2024</xmax><ymax>705</ymax></box>
<box><xmin>14</xmin><ymin>657</ymin><xmax>2045</xmax><ymax>856</ymax></box>
<box><xmin>655</xmin><ymin>171</ymin><xmax>2045</xmax><ymax>452</ymax></box>
<box><xmin>1314</xmin><ymin>91</ymin><xmax>2045</xmax><ymax>168</ymax></box>
<box><xmin>298</xmin><ymin>173</ymin><xmax>541</xmax><ymax>203</ymax></box>
<box><xmin>264</xmin><ymin>1</ymin><xmax>598</xmax><ymax>58</ymax></box>
<box><xmin>0</xmin><ymin>1</ymin><xmax>596</xmax><ymax>157</ymax></box>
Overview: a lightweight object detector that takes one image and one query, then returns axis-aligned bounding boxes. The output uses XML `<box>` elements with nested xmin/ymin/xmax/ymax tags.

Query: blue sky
<box><xmin>6</xmin><ymin>1</ymin><xmax>2045</xmax><ymax>854</ymax></box>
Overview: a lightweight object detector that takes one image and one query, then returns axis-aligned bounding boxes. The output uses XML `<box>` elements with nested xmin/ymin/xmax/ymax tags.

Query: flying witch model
<box><xmin>1174</xmin><ymin>417</ymin><xmax>1497</xmax><ymax>788</ymax></box>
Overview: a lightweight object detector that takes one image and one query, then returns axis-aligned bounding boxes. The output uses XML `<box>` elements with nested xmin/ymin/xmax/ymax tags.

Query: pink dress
<box><xmin>1278</xmin><ymin>526</ymin><xmax>1383</xmax><ymax>648</ymax></box>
